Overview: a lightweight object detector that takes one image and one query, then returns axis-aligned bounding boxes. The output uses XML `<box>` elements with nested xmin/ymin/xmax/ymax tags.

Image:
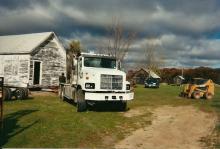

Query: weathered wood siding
<box><xmin>29</xmin><ymin>38</ymin><xmax>66</xmax><ymax>87</ymax></box>
<box><xmin>0</xmin><ymin>55</ymin><xmax>30</xmax><ymax>87</ymax></box>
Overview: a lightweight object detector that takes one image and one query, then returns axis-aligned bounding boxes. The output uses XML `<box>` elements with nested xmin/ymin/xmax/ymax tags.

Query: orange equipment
<box><xmin>180</xmin><ymin>78</ymin><xmax>214</xmax><ymax>100</ymax></box>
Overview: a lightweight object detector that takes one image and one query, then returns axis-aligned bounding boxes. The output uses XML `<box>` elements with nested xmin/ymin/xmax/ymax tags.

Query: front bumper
<box><xmin>145</xmin><ymin>83</ymin><xmax>158</xmax><ymax>87</ymax></box>
<box><xmin>85</xmin><ymin>92</ymin><xmax>134</xmax><ymax>101</ymax></box>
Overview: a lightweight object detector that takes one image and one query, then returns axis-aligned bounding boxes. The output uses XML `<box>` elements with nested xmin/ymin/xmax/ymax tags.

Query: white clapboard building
<box><xmin>0</xmin><ymin>32</ymin><xmax>66</xmax><ymax>88</ymax></box>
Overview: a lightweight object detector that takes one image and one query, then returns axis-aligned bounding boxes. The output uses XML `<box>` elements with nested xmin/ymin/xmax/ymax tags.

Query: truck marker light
<box><xmin>126</xmin><ymin>84</ymin><xmax>130</xmax><ymax>90</ymax></box>
<box><xmin>112</xmin><ymin>96</ymin><xmax>116</xmax><ymax>99</ymax></box>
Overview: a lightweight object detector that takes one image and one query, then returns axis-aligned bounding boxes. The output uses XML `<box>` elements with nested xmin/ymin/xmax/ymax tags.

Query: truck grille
<box><xmin>101</xmin><ymin>74</ymin><xmax>123</xmax><ymax>90</ymax></box>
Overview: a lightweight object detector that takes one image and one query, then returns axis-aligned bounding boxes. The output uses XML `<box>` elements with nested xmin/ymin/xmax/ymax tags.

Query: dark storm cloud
<box><xmin>0</xmin><ymin>0</ymin><xmax>38</xmax><ymax>9</ymax></box>
<box><xmin>160</xmin><ymin>0</ymin><xmax>220</xmax><ymax>14</ymax></box>
<box><xmin>1</xmin><ymin>0</ymin><xmax>220</xmax><ymax>36</ymax></box>
<box><xmin>0</xmin><ymin>0</ymin><xmax>220</xmax><ymax>68</ymax></box>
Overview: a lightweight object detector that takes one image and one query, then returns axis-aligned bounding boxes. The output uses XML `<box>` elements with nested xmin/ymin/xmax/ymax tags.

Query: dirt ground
<box><xmin>116</xmin><ymin>106</ymin><xmax>217</xmax><ymax>149</ymax></box>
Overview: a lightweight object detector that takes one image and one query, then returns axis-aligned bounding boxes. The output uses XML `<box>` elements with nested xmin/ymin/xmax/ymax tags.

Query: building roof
<box><xmin>0</xmin><ymin>32</ymin><xmax>55</xmax><ymax>54</ymax></box>
<box><xmin>137</xmin><ymin>68</ymin><xmax>161</xmax><ymax>79</ymax></box>
<box><xmin>177</xmin><ymin>75</ymin><xmax>185</xmax><ymax>80</ymax></box>
<box><xmin>148</xmin><ymin>70</ymin><xmax>161</xmax><ymax>79</ymax></box>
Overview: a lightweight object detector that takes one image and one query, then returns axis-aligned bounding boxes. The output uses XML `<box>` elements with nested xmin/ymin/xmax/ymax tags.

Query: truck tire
<box><xmin>193</xmin><ymin>91</ymin><xmax>200</xmax><ymax>99</ymax></box>
<box><xmin>20</xmin><ymin>88</ymin><xmax>28</xmax><ymax>99</ymax></box>
<box><xmin>205</xmin><ymin>92</ymin><xmax>213</xmax><ymax>100</ymax></box>
<box><xmin>15</xmin><ymin>88</ymin><xmax>25</xmax><ymax>100</ymax></box>
<box><xmin>3</xmin><ymin>87</ymin><xmax>12</xmax><ymax>100</ymax></box>
<box><xmin>76</xmin><ymin>89</ymin><xmax>87</xmax><ymax>112</ymax></box>
<box><xmin>24</xmin><ymin>88</ymin><xmax>29</xmax><ymax>99</ymax></box>
<box><xmin>179</xmin><ymin>92</ymin><xmax>184</xmax><ymax>97</ymax></box>
<box><xmin>120</xmin><ymin>101</ymin><xmax>127</xmax><ymax>111</ymax></box>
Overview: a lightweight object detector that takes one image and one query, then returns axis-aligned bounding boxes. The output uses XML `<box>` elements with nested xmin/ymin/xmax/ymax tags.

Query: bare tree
<box><xmin>144</xmin><ymin>37</ymin><xmax>164</xmax><ymax>75</ymax></box>
<box><xmin>105</xmin><ymin>18</ymin><xmax>136</xmax><ymax>63</ymax></box>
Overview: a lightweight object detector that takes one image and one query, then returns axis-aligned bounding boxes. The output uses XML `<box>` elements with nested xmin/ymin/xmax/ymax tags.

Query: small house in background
<box><xmin>173</xmin><ymin>75</ymin><xmax>185</xmax><ymax>85</ymax></box>
<box><xmin>0</xmin><ymin>32</ymin><xmax>66</xmax><ymax>88</ymax></box>
<box><xmin>134</xmin><ymin>68</ymin><xmax>160</xmax><ymax>84</ymax></box>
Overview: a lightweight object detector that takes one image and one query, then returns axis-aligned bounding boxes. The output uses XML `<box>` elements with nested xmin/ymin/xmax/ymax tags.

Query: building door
<box><xmin>33</xmin><ymin>61</ymin><xmax>41</xmax><ymax>85</ymax></box>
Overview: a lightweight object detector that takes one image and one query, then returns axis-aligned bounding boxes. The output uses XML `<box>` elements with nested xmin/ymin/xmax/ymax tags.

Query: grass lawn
<box><xmin>1</xmin><ymin>85</ymin><xmax>220</xmax><ymax>148</ymax></box>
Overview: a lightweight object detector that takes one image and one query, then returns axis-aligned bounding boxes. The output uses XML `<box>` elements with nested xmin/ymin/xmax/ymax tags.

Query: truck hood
<box><xmin>82</xmin><ymin>67</ymin><xmax>126</xmax><ymax>76</ymax></box>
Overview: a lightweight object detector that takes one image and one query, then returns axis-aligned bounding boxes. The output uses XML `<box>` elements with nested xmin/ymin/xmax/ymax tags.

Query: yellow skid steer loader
<box><xmin>180</xmin><ymin>78</ymin><xmax>214</xmax><ymax>100</ymax></box>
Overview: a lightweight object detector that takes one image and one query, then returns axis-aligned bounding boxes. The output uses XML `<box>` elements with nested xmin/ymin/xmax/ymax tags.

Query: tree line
<box><xmin>127</xmin><ymin>67</ymin><xmax>220</xmax><ymax>84</ymax></box>
<box><xmin>160</xmin><ymin>67</ymin><xmax>220</xmax><ymax>84</ymax></box>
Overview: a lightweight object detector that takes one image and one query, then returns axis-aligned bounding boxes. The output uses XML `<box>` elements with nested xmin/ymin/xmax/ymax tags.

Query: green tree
<box><xmin>66</xmin><ymin>40</ymin><xmax>82</xmax><ymax>81</ymax></box>
<box><xmin>68</xmin><ymin>40</ymin><xmax>82</xmax><ymax>57</ymax></box>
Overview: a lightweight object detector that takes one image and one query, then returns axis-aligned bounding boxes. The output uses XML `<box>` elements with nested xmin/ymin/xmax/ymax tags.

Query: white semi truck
<box><xmin>62</xmin><ymin>53</ymin><xmax>134</xmax><ymax>112</ymax></box>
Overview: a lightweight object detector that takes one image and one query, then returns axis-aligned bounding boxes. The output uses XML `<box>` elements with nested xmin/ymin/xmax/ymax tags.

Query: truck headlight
<box><xmin>126</xmin><ymin>84</ymin><xmax>130</xmax><ymax>90</ymax></box>
<box><xmin>85</xmin><ymin>83</ymin><xmax>95</xmax><ymax>89</ymax></box>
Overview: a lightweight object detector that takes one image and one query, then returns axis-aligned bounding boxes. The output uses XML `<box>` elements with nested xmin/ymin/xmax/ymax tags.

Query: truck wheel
<box><xmin>3</xmin><ymin>87</ymin><xmax>12</xmax><ymax>100</ymax></box>
<box><xmin>21</xmin><ymin>88</ymin><xmax>28</xmax><ymax>99</ymax></box>
<box><xmin>205</xmin><ymin>92</ymin><xmax>213</xmax><ymax>100</ymax></box>
<box><xmin>193</xmin><ymin>91</ymin><xmax>200</xmax><ymax>99</ymax></box>
<box><xmin>24</xmin><ymin>88</ymin><xmax>29</xmax><ymax>98</ymax></box>
<box><xmin>76</xmin><ymin>89</ymin><xmax>87</xmax><ymax>112</ymax></box>
<box><xmin>15</xmin><ymin>88</ymin><xmax>25</xmax><ymax>100</ymax></box>
<box><xmin>120</xmin><ymin>101</ymin><xmax>127</xmax><ymax>111</ymax></box>
<box><xmin>179</xmin><ymin>92</ymin><xmax>184</xmax><ymax>97</ymax></box>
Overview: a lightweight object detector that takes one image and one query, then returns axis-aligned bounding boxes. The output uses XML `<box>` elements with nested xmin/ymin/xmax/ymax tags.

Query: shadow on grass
<box><xmin>88</xmin><ymin>102</ymin><xmax>130</xmax><ymax>112</ymax></box>
<box><xmin>63</xmin><ymin>98</ymin><xmax>129</xmax><ymax>112</ymax></box>
<box><xmin>63</xmin><ymin>98</ymin><xmax>76</xmax><ymax>106</ymax></box>
<box><xmin>3</xmin><ymin>96</ymin><xmax>34</xmax><ymax>102</ymax></box>
<box><xmin>0</xmin><ymin>109</ymin><xmax>39</xmax><ymax>147</ymax></box>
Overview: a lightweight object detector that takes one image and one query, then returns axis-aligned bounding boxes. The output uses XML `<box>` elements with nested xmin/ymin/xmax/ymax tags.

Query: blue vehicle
<box><xmin>144</xmin><ymin>77</ymin><xmax>160</xmax><ymax>88</ymax></box>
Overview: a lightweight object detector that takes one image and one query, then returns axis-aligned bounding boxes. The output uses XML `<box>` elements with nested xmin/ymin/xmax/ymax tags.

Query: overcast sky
<box><xmin>0</xmin><ymin>0</ymin><xmax>220</xmax><ymax>69</ymax></box>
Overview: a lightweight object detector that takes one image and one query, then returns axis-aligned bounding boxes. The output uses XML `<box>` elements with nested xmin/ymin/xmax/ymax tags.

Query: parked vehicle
<box><xmin>144</xmin><ymin>77</ymin><xmax>160</xmax><ymax>88</ymax></box>
<box><xmin>62</xmin><ymin>53</ymin><xmax>134</xmax><ymax>112</ymax></box>
<box><xmin>180</xmin><ymin>78</ymin><xmax>214</xmax><ymax>100</ymax></box>
<box><xmin>2</xmin><ymin>86</ymin><xmax>29</xmax><ymax>100</ymax></box>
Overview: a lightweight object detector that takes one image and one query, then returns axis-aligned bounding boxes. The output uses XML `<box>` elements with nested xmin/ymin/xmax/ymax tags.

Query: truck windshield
<box><xmin>84</xmin><ymin>57</ymin><xmax>116</xmax><ymax>69</ymax></box>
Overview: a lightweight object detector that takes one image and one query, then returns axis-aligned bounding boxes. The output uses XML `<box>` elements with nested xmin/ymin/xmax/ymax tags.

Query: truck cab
<box><xmin>63</xmin><ymin>53</ymin><xmax>134</xmax><ymax>112</ymax></box>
